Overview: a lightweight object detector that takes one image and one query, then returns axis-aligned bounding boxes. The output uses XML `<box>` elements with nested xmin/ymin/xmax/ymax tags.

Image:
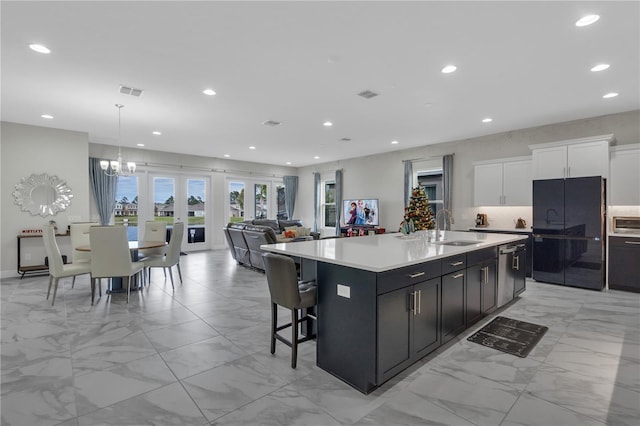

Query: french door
<box><xmin>150</xmin><ymin>173</ymin><xmax>210</xmax><ymax>251</ymax></box>
<box><xmin>226</xmin><ymin>178</ymin><xmax>285</xmax><ymax>224</ymax></box>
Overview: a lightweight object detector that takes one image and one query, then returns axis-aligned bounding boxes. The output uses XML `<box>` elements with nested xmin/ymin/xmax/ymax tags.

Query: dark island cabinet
<box><xmin>441</xmin><ymin>270</ymin><xmax>466</xmax><ymax>344</ymax></box>
<box><xmin>377</xmin><ymin>278</ymin><xmax>440</xmax><ymax>384</ymax></box>
<box><xmin>609</xmin><ymin>236</ymin><xmax>640</xmax><ymax>293</ymax></box>
<box><xmin>467</xmin><ymin>247</ymin><xmax>499</xmax><ymax>327</ymax></box>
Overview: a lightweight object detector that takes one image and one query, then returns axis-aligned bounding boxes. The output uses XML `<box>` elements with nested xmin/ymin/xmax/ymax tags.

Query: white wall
<box><xmin>1</xmin><ymin>122</ymin><xmax>90</xmax><ymax>277</ymax></box>
<box><xmin>296</xmin><ymin>110</ymin><xmax>640</xmax><ymax>237</ymax></box>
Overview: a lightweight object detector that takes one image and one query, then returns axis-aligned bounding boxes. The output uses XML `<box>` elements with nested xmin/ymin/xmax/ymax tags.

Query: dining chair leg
<box><xmin>168</xmin><ymin>267</ymin><xmax>175</xmax><ymax>289</ymax></box>
<box><xmin>72</xmin><ymin>276</ymin><xmax>76</xmax><ymax>288</ymax></box>
<box><xmin>46</xmin><ymin>275</ymin><xmax>54</xmax><ymax>300</ymax></box>
<box><xmin>91</xmin><ymin>278</ymin><xmax>96</xmax><ymax>305</ymax></box>
<box><xmin>51</xmin><ymin>277</ymin><xmax>60</xmax><ymax>306</ymax></box>
<box><xmin>176</xmin><ymin>263</ymin><xmax>183</xmax><ymax>283</ymax></box>
<box><xmin>270</xmin><ymin>302</ymin><xmax>277</xmax><ymax>355</ymax></box>
<box><xmin>125</xmin><ymin>276</ymin><xmax>130</xmax><ymax>303</ymax></box>
<box><xmin>291</xmin><ymin>308</ymin><xmax>298</xmax><ymax>368</ymax></box>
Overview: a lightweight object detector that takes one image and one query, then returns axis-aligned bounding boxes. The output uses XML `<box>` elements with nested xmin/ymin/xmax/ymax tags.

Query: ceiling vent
<box><xmin>120</xmin><ymin>85</ymin><xmax>144</xmax><ymax>97</ymax></box>
<box><xmin>262</xmin><ymin>120</ymin><xmax>282</xmax><ymax>127</ymax></box>
<box><xmin>340</xmin><ymin>137</ymin><xmax>352</xmax><ymax>142</ymax></box>
<box><xmin>357</xmin><ymin>90</ymin><xmax>378</xmax><ymax>99</ymax></box>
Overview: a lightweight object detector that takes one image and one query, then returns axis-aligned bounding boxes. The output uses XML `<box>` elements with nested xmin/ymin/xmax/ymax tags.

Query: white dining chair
<box><xmin>139</xmin><ymin>220</ymin><xmax>167</xmax><ymax>258</ymax></box>
<box><xmin>90</xmin><ymin>226</ymin><xmax>145</xmax><ymax>303</ymax></box>
<box><xmin>143</xmin><ymin>222</ymin><xmax>184</xmax><ymax>289</ymax></box>
<box><xmin>42</xmin><ymin>225</ymin><xmax>92</xmax><ymax>306</ymax></box>
<box><xmin>69</xmin><ymin>222</ymin><xmax>99</xmax><ymax>288</ymax></box>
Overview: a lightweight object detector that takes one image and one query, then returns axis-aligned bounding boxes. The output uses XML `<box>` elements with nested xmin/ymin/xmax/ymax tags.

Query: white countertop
<box><xmin>469</xmin><ymin>227</ymin><xmax>532</xmax><ymax>233</ymax></box>
<box><xmin>262</xmin><ymin>230</ymin><xmax>527</xmax><ymax>273</ymax></box>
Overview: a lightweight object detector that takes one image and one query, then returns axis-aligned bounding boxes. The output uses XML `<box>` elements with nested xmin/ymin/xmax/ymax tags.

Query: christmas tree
<box><xmin>401</xmin><ymin>186</ymin><xmax>435</xmax><ymax>232</ymax></box>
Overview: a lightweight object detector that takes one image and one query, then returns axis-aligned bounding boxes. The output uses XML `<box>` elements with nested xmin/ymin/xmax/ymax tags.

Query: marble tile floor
<box><xmin>1</xmin><ymin>249</ymin><xmax>639</xmax><ymax>426</ymax></box>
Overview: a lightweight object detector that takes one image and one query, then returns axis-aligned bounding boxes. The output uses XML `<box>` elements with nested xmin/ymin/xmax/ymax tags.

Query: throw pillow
<box><xmin>294</xmin><ymin>227</ymin><xmax>310</xmax><ymax>236</ymax></box>
<box><xmin>283</xmin><ymin>229</ymin><xmax>297</xmax><ymax>238</ymax></box>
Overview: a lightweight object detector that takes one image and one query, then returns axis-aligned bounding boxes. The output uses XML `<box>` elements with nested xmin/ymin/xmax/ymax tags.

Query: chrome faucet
<box><xmin>435</xmin><ymin>209</ymin><xmax>454</xmax><ymax>241</ymax></box>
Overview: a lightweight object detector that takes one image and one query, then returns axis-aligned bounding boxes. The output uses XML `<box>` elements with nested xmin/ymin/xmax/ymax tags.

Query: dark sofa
<box><xmin>223</xmin><ymin>219</ymin><xmax>318</xmax><ymax>271</ymax></box>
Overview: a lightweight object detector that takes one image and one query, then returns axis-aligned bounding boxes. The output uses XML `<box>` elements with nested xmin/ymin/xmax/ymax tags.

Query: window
<box><xmin>417</xmin><ymin>171</ymin><xmax>443</xmax><ymax>217</ymax></box>
<box><xmin>324</xmin><ymin>181</ymin><xmax>336</xmax><ymax>227</ymax></box>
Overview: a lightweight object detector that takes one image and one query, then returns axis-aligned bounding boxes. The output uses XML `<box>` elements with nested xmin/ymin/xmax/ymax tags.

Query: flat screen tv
<box><xmin>342</xmin><ymin>198</ymin><xmax>379</xmax><ymax>226</ymax></box>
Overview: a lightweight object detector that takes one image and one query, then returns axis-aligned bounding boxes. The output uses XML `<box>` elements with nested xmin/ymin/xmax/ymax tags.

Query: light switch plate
<box><xmin>337</xmin><ymin>284</ymin><xmax>351</xmax><ymax>298</ymax></box>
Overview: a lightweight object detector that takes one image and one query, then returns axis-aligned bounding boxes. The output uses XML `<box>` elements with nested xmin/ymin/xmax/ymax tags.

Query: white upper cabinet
<box><xmin>530</xmin><ymin>134</ymin><xmax>613</xmax><ymax>180</ymax></box>
<box><xmin>609</xmin><ymin>145</ymin><xmax>640</xmax><ymax>205</ymax></box>
<box><xmin>474</xmin><ymin>157</ymin><xmax>532</xmax><ymax>206</ymax></box>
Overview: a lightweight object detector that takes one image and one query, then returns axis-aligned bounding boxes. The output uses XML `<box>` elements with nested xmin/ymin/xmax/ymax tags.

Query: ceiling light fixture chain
<box><xmin>100</xmin><ymin>104</ymin><xmax>136</xmax><ymax>177</ymax></box>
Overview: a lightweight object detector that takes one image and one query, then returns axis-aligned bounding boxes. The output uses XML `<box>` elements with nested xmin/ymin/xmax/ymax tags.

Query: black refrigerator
<box><xmin>532</xmin><ymin>176</ymin><xmax>606</xmax><ymax>290</ymax></box>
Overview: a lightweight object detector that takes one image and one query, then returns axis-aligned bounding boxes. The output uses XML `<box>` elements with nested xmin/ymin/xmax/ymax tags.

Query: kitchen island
<box><xmin>262</xmin><ymin>230</ymin><xmax>528</xmax><ymax>393</ymax></box>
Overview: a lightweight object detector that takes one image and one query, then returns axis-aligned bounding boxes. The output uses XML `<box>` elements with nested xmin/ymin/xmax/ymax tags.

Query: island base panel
<box><xmin>316</xmin><ymin>263</ymin><xmax>377</xmax><ymax>394</ymax></box>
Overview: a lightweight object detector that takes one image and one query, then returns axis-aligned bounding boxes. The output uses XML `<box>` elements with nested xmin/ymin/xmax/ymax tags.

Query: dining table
<box><xmin>76</xmin><ymin>240</ymin><xmax>167</xmax><ymax>293</ymax></box>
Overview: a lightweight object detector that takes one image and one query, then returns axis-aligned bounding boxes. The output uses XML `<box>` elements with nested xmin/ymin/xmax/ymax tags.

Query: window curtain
<box><xmin>403</xmin><ymin>160</ymin><xmax>413</xmax><ymax>207</ymax></box>
<box><xmin>283</xmin><ymin>175</ymin><xmax>298</xmax><ymax>219</ymax></box>
<box><xmin>334</xmin><ymin>169</ymin><xmax>343</xmax><ymax>236</ymax></box>
<box><xmin>89</xmin><ymin>157</ymin><xmax>118</xmax><ymax>225</ymax></box>
<box><xmin>313</xmin><ymin>172</ymin><xmax>320</xmax><ymax>233</ymax></box>
<box><xmin>442</xmin><ymin>154</ymin><xmax>454</xmax><ymax>230</ymax></box>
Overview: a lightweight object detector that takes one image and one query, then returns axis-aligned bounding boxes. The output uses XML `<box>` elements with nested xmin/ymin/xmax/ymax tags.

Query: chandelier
<box><xmin>100</xmin><ymin>104</ymin><xmax>136</xmax><ymax>176</ymax></box>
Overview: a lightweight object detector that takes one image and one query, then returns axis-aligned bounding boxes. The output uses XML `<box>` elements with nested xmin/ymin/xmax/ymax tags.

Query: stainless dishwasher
<box><xmin>498</xmin><ymin>243</ymin><xmax>526</xmax><ymax>308</ymax></box>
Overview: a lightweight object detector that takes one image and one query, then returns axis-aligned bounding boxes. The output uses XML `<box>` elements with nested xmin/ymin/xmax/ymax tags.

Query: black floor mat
<box><xmin>467</xmin><ymin>316</ymin><xmax>548</xmax><ymax>358</ymax></box>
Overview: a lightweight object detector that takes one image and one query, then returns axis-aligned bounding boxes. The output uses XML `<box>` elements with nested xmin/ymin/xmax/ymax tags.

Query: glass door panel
<box><xmin>115</xmin><ymin>175</ymin><xmax>139</xmax><ymax>241</ymax></box>
<box><xmin>152</xmin><ymin>176</ymin><xmax>176</xmax><ymax>232</ymax></box>
<box><xmin>186</xmin><ymin>178</ymin><xmax>206</xmax><ymax>246</ymax></box>
<box><xmin>254</xmin><ymin>183</ymin><xmax>268</xmax><ymax>219</ymax></box>
<box><xmin>229</xmin><ymin>181</ymin><xmax>245</xmax><ymax>223</ymax></box>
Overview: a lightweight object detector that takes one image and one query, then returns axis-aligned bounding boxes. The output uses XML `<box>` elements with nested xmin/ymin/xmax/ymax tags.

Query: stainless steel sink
<box><xmin>434</xmin><ymin>240</ymin><xmax>479</xmax><ymax>246</ymax></box>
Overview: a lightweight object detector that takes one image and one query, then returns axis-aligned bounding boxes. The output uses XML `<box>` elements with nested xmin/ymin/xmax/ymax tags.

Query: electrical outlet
<box><xmin>25</xmin><ymin>253</ymin><xmax>31</xmax><ymax>261</ymax></box>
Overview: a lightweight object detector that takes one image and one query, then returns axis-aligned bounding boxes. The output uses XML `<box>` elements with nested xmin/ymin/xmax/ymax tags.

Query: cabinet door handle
<box><xmin>409</xmin><ymin>272</ymin><xmax>425</xmax><ymax>278</ymax></box>
<box><xmin>412</xmin><ymin>291</ymin><xmax>417</xmax><ymax>315</ymax></box>
<box><xmin>513</xmin><ymin>255</ymin><xmax>520</xmax><ymax>271</ymax></box>
<box><xmin>452</xmin><ymin>273</ymin><xmax>464</xmax><ymax>279</ymax></box>
<box><xmin>624</xmin><ymin>241</ymin><xmax>640</xmax><ymax>245</ymax></box>
<box><xmin>480</xmin><ymin>268</ymin><xmax>485</xmax><ymax>284</ymax></box>
<box><xmin>449</xmin><ymin>261</ymin><xmax>464</xmax><ymax>266</ymax></box>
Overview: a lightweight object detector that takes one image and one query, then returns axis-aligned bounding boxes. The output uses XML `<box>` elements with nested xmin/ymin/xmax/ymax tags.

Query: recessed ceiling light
<box><xmin>286</xmin><ymin>161</ymin><xmax>292</xmax><ymax>165</ymax></box>
<box><xmin>603</xmin><ymin>92</ymin><xmax>619</xmax><ymax>99</ymax></box>
<box><xmin>152</xmin><ymin>131</ymin><xmax>162</xmax><ymax>135</ymax></box>
<box><xmin>441</xmin><ymin>65</ymin><xmax>457</xmax><ymax>74</ymax></box>
<box><xmin>482</xmin><ymin>118</ymin><xmax>493</xmax><ymax>123</ymax></box>
<box><xmin>137</xmin><ymin>143</ymin><xmax>145</xmax><ymax>147</ymax></box>
<box><xmin>41</xmin><ymin>114</ymin><xmax>54</xmax><ymax>119</ymax></box>
<box><xmin>391</xmin><ymin>140</ymin><xmax>399</xmax><ymax>145</ymax></box>
<box><xmin>202</xmin><ymin>88</ymin><xmax>216</xmax><ymax>96</ymax></box>
<box><xmin>314</xmin><ymin>156</ymin><xmax>320</xmax><ymax>160</ymax></box>
<box><xmin>590</xmin><ymin>64</ymin><xmax>610</xmax><ymax>72</ymax></box>
<box><xmin>323</xmin><ymin>121</ymin><xmax>333</xmax><ymax>127</ymax></box>
<box><xmin>29</xmin><ymin>44</ymin><xmax>50</xmax><ymax>54</ymax></box>
<box><xmin>249</xmin><ymin>146</ymin><xmax>256</xmax><ymax>150</ymax></box>
<box><xmin>576</xmin><ymin>14</ymin><xmax>600</xmax><ymax>27</ymax></box>
<box><xmin>223</xmin><ymin>154</ymin><xmax>231</xmax><ymax>158</ymax></box>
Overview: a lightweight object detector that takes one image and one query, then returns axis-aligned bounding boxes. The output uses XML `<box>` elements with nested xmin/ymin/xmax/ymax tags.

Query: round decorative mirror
<box><xmin>13</xmin><ymin>173</ymin><xmax>73</xmax><ymax>217</ymax></box>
